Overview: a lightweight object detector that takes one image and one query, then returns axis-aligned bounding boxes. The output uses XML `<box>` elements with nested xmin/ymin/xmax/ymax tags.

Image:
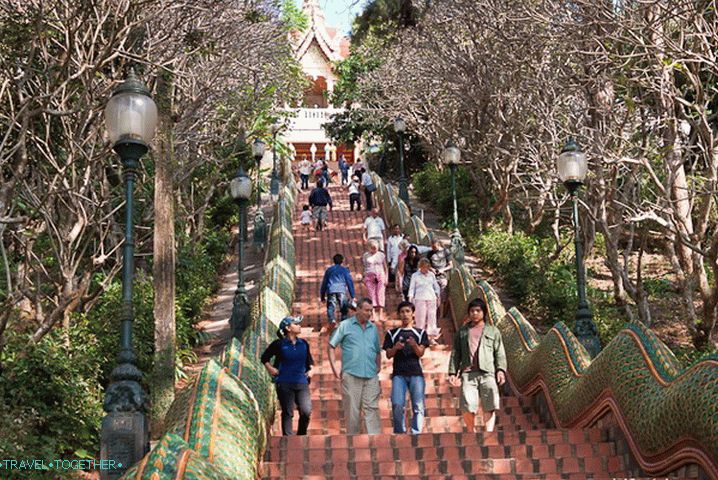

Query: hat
<box><xmin>277</xmin><ymin>315</ymin><xmax>303</xmax><ymax>338</ymax></box>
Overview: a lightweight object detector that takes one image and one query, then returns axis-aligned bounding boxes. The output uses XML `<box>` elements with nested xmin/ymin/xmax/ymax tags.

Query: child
<box><xmin>348</xmin><ymin>175</ymin><xmax>362</xmax><ymax>211</ymax></box>
<box><xmin>300</xmin><ymin>204</ymin><xmax>313</xmax><ymax>231</ymax></box>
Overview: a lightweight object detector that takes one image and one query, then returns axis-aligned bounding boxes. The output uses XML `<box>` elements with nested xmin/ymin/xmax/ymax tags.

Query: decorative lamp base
<box><xmin>100</xmin><ymin>411</ymin><xmax>149</xmax><ymax>480</ymax></box>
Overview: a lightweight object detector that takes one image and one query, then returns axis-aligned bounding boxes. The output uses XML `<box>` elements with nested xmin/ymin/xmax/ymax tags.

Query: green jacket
<box><xmin>448</xmin><ymin>322</ymin><xmax>507</xmax><ymax>375</ymax></box>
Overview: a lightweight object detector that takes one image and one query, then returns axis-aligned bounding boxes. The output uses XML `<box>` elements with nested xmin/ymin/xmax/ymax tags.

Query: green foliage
<box><xmin>672</xmin><ymin>344</ymin><xmax>718</xmax><ymax>368</ymax></box>
<box><xmin>280</xmin><ymin>0</ymin><xmax>309</xmax><ymax>32</ymax></box>
<box><xmin>413</xmin><ymin>163</ymin><xmax>482</xmax><ymax>230</ymax></box>
<box><xmin>0</xmin><ymin>323</ymin><xmax>104</xmax><ymax>468</ymax></box>
<box><xmin>642</xmin><ymin>277</ymin><xmax>673</xmax><ymax>297</ymax></box>
<box><xmin>351</xmin><ymin>0</ymin><xmax>424</xmax><ymax>45</ymax></box>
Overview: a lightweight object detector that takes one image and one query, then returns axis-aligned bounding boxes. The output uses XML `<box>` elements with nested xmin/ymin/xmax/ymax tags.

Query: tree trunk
<box><xmin>151</xmin><ymin>70</ymin><xmax>176</xmax><ymax>431</ymax></box>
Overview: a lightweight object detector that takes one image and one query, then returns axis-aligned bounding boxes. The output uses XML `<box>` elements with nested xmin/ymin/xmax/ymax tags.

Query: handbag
<box><xmin>366</xmin><ymin>183</ymin><xmax>377</xmax><ymax>193</ymax></box>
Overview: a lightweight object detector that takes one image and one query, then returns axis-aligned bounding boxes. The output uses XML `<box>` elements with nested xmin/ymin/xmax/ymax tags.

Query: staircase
<box><xmin>260</xmin><ymin>180</ymin><xmax>631</xmax><ymax>480</ymax></box>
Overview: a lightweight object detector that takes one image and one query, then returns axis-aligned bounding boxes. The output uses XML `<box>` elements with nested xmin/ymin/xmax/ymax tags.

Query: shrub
<box><xmin>0</xmin><ymin>323</ymin><xmax>104</xmax><ymax>471</ymax></box>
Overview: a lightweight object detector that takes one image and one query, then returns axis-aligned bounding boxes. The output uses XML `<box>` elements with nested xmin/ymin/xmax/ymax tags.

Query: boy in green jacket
<box><xmin>447</xmin><ymin>297</ymin><xmax>507</xmax><ymax>432</ymax></box>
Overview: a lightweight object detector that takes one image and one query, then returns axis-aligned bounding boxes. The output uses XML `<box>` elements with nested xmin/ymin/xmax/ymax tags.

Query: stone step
<box><xmin>268</xmin><ymin>429</ymin><xmax>607</xmax><ymax>450</ymax></box>
<box><xmin>261</xmin><ymin>456</ymin><xmax>627</xmax><ymax>477</ymax></box>
<box><xmin>265</xmin><ymin>437</ymin><xmax>617</xmax><ymax>462</ymax></box>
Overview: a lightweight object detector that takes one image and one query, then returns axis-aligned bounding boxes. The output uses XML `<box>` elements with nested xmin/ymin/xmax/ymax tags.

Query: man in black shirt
<box><xmin>383</xmin><ymin>301</ymin><xmax>430</xmax><ymax>434</ymax></box>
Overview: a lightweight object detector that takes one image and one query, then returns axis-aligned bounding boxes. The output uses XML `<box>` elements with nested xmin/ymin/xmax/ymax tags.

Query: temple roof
<box><xmin>292</xmin><ymin>0</ymin><xmax>350</xmax><ymax>63</ymax></box>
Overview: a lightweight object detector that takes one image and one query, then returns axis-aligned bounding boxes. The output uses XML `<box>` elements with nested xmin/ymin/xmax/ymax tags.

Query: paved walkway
<box><xmin>260</xmin><ymin>179</ymin><xmax>630</xmax><ymax>479</ymax></box>
<box><xmin>179</xmin><ymin>193</ymin><xmax>274</xmax><ymax>388</ymax></box>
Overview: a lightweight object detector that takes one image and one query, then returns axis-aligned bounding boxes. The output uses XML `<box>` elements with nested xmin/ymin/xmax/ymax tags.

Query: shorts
<box><xmin>460</xmin><ymin>371</ymin><xmax>500</xmax><ymax>413</ymax></box>
<box><xmin>313</xmin><ymin>205</ymin><xmax>328</xmax><ymax>223</ymax></box>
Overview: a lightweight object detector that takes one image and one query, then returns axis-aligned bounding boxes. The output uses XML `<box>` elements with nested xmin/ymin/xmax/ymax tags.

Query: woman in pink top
<box><xmin>362</xmin><ymin>239</ymin><xmax>388</xmax><ymax>322</ymax></box>
<box><xmin>408</xmin><ymin>258</ymin><xmax>441</xmax><ymax>344</ymax></box>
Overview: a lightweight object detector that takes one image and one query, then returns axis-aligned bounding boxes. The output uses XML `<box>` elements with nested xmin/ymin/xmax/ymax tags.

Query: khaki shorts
<box><xmin>460</xmin><ymin>371</ymin><xmax>500</xmax><ymax>412</ymax></box>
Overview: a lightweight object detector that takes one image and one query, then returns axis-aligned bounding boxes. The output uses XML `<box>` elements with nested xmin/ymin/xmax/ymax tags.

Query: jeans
<box><xmin>300</xmin><ymin>174</ymin><xmax>309</xmax><ymax>189</ymax></box>
<box><xmin>341</xmin><ymin>171</ymin><xmax>348</xmax><ymax>185</ymax></box>
<box><xmin>391</xmin><ymin>375</ymin><xmax>425</xmax><ymax>434</ymax></box>
<box><xmin>365</xmin><ymin>189</ymin><xmax>373</xmax><ymax>210</ymax></box>
<box><xmin>327</xmin><ymin>292</ymin><xmax>348</xmax><ymax>323</ymax></box>
<box><xmin>276</xmin><ymin>382</ymin><xmax>312</xmax><ymax>436</ymax></box>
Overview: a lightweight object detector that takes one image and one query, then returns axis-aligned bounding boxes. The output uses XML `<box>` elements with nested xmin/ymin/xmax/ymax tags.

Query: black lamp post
<box><xmin>101</xmin><ymin>69</ymin><xmax>158</xmax><ymax>479</ymax></box>
<box><xmin>252</xmin><ymin>138</ymin><xmax>266</xmax><ymax>206</ymax></box>
<box><xmin>229</xmin><ymin>167</ymin><xmax>253</xmax><ymax>338</ymax></box>
<box><xmin>442</xmin><ymin>142</ymin><xmax>466</xmax><ymax>265</ymax></box>
<box><xmin>394</xmin><ymin>117</ymin><xmax>409</xmax><ymax>207</ymax></box>
<box><xmin>269</xmin><ymin>121</ymin><xmax>281</xmax><ymax>196</ymax></box>
<box><xmin>557</xmin><ymin>137</ymin><xmax>601</xmax><ymax>358</ymax></box>
<box><xmin>252</xmin><ymin>138</ymin><xmax>267</xmax><ymax>249</ymax></box>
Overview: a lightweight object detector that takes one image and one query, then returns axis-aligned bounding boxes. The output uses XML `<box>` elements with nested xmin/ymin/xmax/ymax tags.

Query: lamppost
<box><xmin>442</xmin><ymin>141</ymin><xmax>466</xmax><ymax>265</ymax></box>
<box><xmin>229</xmin><ymin>167</ymin><xmax>253</xmax><ymax>338</ymax></box>
<box><xmin>557</xmin><ymin>137</ymin><xmax>601</xmax><ymax>358</ymax></box>
<box><xmin>394</xmin><ymin>117</ymin><xmax>409</xmax><ymax>207</ymax></box>
<box><xmin>252</xmin><ymin>138</ymin><xmax>265</xmax><ymax>206</ymax></box>
<box><xmin>252</xmin><ymin>138</ymin><xmax>267</xmax><ymax>250</ymax></box>
<box><xmin>269</xmin><ymin>121</ymin><xmax>281</xmax><ymax>196</ymax></box>
<box><xmin>101</xmin><ymin>69</ymin><xmax>158</xmax><ymax>479</ymax></box>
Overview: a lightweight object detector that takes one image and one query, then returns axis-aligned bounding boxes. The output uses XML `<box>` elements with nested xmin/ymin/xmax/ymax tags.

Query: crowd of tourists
<box><xmin>262</xmin><ymin>160</ymin><xmax>507</xmax><ymax>438</ymax></box>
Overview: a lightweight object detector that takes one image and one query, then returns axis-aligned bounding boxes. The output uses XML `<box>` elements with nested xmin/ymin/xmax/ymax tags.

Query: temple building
<box><xmin>283</xmin><ymin>0</ymin><xmax>356</xmax><ymax>163</ymax></box>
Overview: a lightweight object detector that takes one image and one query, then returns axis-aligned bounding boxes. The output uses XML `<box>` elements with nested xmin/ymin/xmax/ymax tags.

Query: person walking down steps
<box><xmin>261</xmin><ymin>316</ymin><xmax>314</xmax><ymax>436</ymax></box>
<box><xmin>384</xmin><ymin>301</ymin><xmax>430</xmax><ymax>434</ymax></box>
<box><xmin>447</xmin><ymin>297</ymin><xmax>507</xmax><ymax>433</ymax></box>
<box><xmin>328</xmin><ymin>298</ymin><xmax>382</xmax><ymax>435</ymax></box>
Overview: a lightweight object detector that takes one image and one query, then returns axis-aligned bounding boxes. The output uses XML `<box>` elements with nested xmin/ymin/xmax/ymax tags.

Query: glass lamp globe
<box><xmin>557</xmin><ymin>137</ymin><xmax>588</xmax><ymax>185</ymax></box>
<box><xmin>230</xmin><ymin>168</ymin><xmax>253</xmax><ymax>201</ymax></box>
<box><xmin>394</xmin><ymin>117</ymin><xmax>406</xmax><ymax>133</ymax></box>
<box><xmin>105</xmin><ymin>70</ymin><xmax>158</xmax><ymax>145</ymax></box>
<box><xmin>442</xmin><ymin>142</ymin><xmax>461</xmax><ymax>165</ymax></box>
<box><xmin>252</xmin><ymin>138</ymin><xmax>266</xmax><ymax>159</ymax></box>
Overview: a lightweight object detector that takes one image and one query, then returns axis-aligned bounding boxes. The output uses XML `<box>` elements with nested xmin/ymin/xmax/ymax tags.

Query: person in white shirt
<box><xmin>363</xmin><ymin>209</ymin><xmax>386</xmax><ymax>251</ymax></box>
<box><xmin>408</xmin><ymin>258</ymin><xmax>441</xmax><ymax>344</ymax></box>
<box><xmin>298</xmin><ymin>156</ymin><xmax>312</xmax><ymax>190</ymax></box>
<box><xmin>300</xmin><ymin>204</ymin><xmax>313</xmax><ymax>231</ymax></box>
<box><xmin>385</xmin><ymin>224</ymin><xmax>404</xmax><ymax>284</ymax></box>
<box><xmin>348</xmin><ymin>175</ymin><xmax>362</xmax><ymax>211</ymax></box>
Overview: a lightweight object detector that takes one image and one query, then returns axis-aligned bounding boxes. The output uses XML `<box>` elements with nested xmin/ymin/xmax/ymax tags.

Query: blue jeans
<box><xmin>391</xmin><ymin>375</ymin><xmax>425</xmax><ymax>434</ymax></box>
<box><xmin>326</xmin><ymin>292</ymin><xmax>348</xmax><ymax>324</ymax></box>
<box><xmin>300</xmin><ymin>174</ymin><xmax>309</xmax><ymax>189</ymax></box>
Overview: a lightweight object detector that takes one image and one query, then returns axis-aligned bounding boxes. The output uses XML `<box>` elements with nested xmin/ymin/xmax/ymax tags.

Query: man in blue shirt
<box><xmin>320</xmin><ymin>253</ymin><xmax>356</xmax><ymax>330</ymax></box>
<box><xmin>328</xmin><ymin>298</ymin><xmax>382</xmax><ymax>434</ymax></box>
<box><xmin>338</xmin><ymin>155</ymin><xmax>350</xmax><ymax>185</ymax></box>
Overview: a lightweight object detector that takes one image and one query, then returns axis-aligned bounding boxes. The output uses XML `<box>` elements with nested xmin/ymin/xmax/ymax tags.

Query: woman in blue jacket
<box><xmin>261</xmin><ymin>316</ymin><xmax>314</xmax><ymax>435</ymax></box>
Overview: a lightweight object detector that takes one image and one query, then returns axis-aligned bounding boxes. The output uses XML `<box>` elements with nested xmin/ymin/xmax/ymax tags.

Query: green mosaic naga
<box><xmin>119</xmin><ymin>162</ymin><xmax>298</xmax><ymax>480</ymax></box>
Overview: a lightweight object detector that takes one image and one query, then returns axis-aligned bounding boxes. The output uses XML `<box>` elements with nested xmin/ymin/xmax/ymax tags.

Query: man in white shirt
<box><xmin>361</xmin><ymin>169</ymin><xmax>375</xmax><ymax>210</ymax></box>
<box><xmin>363</xmin><ymin>209</ymin><xmax>386</xmax><ymax>251</ymax></box>
<box><xmin>386</xmin><ymin>224</ymin><xmax>403</xmax><ymax>284</ymax></box>
<box><xmin>298</xmin><ymin>156</ymin><xmax>312</xmax><ymax>190</ymax></box>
